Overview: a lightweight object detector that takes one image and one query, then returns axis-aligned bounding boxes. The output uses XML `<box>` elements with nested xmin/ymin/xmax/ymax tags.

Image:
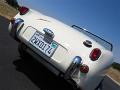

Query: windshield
<box><xmin>72</xmin><ymin>25</ymin><xmax>113</xmax><ymax>51</ymax></box>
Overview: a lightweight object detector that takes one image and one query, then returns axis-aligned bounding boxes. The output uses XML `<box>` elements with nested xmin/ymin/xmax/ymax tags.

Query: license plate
<box><xmin>29</xmin><ymin>31</ymin><xmax>58</xmax><ymax>57</ymax></box>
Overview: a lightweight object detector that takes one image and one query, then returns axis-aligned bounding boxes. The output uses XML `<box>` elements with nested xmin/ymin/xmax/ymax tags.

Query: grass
<box><xmin>107</xmin><ymin>62</ymin><xmax>120</xmax><ymax>84</ymax></box>
<box><xmin>112</xmin><ymin>62</ymin><xmax>120</xmax><ymax>71</ymax></box>
<box><xmin>107</xmin><ymin>67</ymin><xmax>120</xmax><ymax>84</ymax></box>
<box><xmin>0</xmin><ymin>0</ymin><xmax>17</xmax><ymax>19</ymax></box>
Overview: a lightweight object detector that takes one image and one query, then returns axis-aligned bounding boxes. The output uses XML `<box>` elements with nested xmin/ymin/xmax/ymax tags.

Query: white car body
<box><xmin>8</xmin><ymin>7</ymin><xmax>113</xmax><ymax>90</ymax></box>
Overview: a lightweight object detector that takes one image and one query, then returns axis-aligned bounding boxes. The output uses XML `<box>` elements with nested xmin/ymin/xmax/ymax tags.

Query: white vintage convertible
<box><xmin>8</xmin><ymin>6</ymin><xmax>113</xmax><ymax>90</ymax></box>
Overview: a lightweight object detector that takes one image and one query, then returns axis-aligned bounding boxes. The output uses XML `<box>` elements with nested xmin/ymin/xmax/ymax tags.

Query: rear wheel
<box><xmin>18</xmin><ymin>43</ymin><xmax>29</xmax><ymax>59</ymax></box>
<box><xmin>67</xmin><ymin>79</ymin><xmax>80</xmax><ymax>90</ymax></box>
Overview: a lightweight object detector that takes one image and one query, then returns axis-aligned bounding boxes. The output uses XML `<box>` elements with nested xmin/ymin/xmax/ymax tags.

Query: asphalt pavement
<box><xmin>102</xmin><ymin>76</ymin><xmax>120</xmax><ymax>90</ymax></box>
<box><xmin>0</xmin><ymin>16</ymin><xmax>120</xmax><ymax>90</ymax></box>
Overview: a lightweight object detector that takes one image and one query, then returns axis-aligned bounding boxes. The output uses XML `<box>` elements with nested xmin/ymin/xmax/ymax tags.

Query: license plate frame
<box><xmin>29</xmin><ymin>31</ymin><xmax>58</xmax><ymax>57</ymax></box>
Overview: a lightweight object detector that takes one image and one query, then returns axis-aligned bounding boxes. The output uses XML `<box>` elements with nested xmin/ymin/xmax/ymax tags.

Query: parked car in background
<box><xmin>8</xmin><ymin>6</ymin><xmax>113</xmax><ymax>90</ymax></box>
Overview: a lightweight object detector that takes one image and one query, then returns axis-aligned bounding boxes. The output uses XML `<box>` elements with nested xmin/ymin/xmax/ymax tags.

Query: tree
<box><xmin>5</xmin><ymin>0</ymin><xmax>20</xmax><ymax>9</ymax></box>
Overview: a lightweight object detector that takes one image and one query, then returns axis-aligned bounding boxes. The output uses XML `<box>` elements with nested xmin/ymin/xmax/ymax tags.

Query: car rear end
<box><xmin>8</xmin><ymin>6</ymin><xmax>113</xmax><ymax>90</ymax></box>
<box><xmin>8</xmin><ymin>6</ymin><xmax>78</xmax><ymax>81</ymax></box>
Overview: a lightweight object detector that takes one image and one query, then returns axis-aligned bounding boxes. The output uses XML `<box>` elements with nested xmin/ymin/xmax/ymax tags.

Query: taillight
<box><xmin>90</xmin><ymin>48</ymin><xmax>101</xmax><ymax>61</ymax></box>
<box><xmin>80</xmin><ymin>64</ymin><xmax>89</xmax><ymax>73</ymax></box>
<box><xmin>18</xmin><ymin>6</ymin><xmax>29</xmax><ymax>15</ymax></box>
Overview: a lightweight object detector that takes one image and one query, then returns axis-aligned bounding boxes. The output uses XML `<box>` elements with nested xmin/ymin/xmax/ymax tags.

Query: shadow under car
<box><xmin>13</xmin><ymin>55</ymin><xmax>76</xmax><ymax>90</ymax></box>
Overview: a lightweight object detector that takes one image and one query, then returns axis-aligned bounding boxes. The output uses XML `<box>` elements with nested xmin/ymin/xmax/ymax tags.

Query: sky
<box><xmin>18</xmin><ymin>0</ymin><xmax>120</xmax><ymax>63</ymax></box>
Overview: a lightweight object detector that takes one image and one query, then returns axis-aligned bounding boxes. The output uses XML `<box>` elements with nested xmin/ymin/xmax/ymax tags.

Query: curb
<box><xmin>106</xmin><ymin>75</ymin><xmax>120</xmax><ymax>86</ymax></box>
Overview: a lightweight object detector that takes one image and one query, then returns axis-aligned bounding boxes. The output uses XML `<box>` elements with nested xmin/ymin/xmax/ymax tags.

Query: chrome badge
<box><xmin>43</xmin><ymin>28</ymin><xmax>54</xmax><ymax>37</ymax></box>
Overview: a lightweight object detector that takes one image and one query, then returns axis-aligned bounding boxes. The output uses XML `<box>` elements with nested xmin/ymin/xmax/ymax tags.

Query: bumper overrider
<box><xmin>9</xmin><ymin>18</ymin><xmax>24</xmax><ymax>41</ymax></box>
<box><xmin>64</xmin><ymin>56</ymin><xmax>82</xmax><ymax>88</ymax></box>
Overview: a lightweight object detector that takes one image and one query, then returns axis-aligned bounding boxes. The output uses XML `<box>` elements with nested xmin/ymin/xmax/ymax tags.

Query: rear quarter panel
<box><xmin>78</xmin><ymin>49</ymin><xmax>113</xmax><ymax>90</ymax></box>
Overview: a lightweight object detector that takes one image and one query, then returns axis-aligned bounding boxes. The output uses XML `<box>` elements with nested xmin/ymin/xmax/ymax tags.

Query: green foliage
<box><xmin>5</xmin><ymin>0</ymin><xmax>19</xmax><ymax>9</ymax></box>
<box><xmin>112</xmin><ymin>62</ymin><xmax>120</xmax><ymax>71</ymax></box>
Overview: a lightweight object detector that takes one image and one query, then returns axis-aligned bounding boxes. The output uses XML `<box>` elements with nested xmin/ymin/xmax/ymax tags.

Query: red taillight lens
<box><xmin>19</xmin><ymin>6</ymin><xmax>29</xmax><ymax>15</ymax></box>
<box><xmin>90</xmin><ymin>48</ymin><xmax>101</xmax><ymax>61</ymax></box>
<box><xmin>80</xmin><ymin>64</ymin><xmax>89</xmax><ymax>73</ymax></box>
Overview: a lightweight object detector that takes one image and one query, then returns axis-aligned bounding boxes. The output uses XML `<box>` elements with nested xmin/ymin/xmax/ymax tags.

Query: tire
<box><xmin>18</xmin><ymin>43</ymin><xmax>29</xmax><ymax>59</ymax></box>
<box><xmin>67</xmin><ymin>79</ymin><xmax>80</xmax><ymax>90</ymax></box>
